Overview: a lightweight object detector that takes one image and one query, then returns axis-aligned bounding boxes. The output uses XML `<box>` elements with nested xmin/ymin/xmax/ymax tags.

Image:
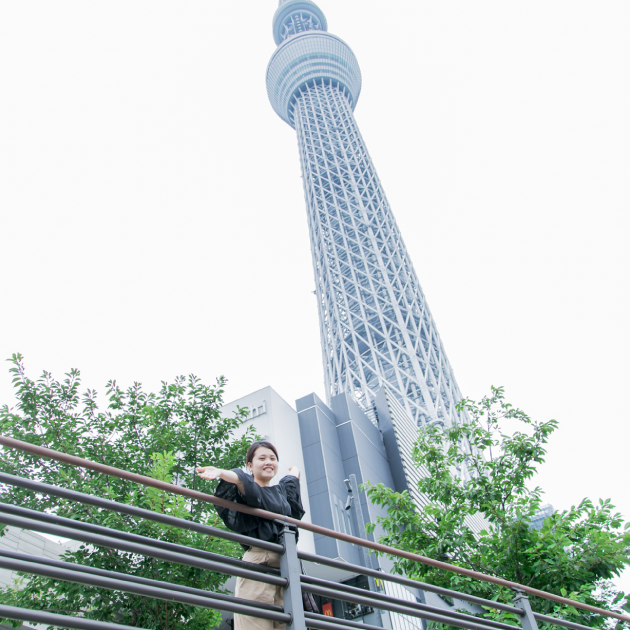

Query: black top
<box><xmin>215</xmin><ymin>469</ymin><xmax>305</xmax><ymax>547</ymax></box>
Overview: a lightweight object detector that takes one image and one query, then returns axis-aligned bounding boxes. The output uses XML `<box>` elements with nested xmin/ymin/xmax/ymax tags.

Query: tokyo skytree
<box><xmin>267</xmin><ymin>0</ymin><xmax>466</xmax><ymax>428</ymax></box>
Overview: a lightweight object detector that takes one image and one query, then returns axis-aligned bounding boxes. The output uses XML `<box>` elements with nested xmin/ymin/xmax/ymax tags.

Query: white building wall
<box><xmin>220</xmin><ymin>386</ymin><xmax>315</xmax><ymax>554</ymax></box>
<box><xmin>0</xmin><ymin>527</ymin><xmax>79</xmax><ymax>589</ymax></box>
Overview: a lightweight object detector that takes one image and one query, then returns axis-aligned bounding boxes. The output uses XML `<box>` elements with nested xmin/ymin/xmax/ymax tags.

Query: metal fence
<box><xmin>0</xmin><ymin>435</ymin><xmax>627</xmax><ymax>630</ymax></box>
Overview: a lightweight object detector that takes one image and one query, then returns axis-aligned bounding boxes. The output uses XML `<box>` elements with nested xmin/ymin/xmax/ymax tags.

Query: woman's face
<box><xmin>248</xmin><ymin>446</ymin><xmax>278</xmax><ymax>484</ymax></box>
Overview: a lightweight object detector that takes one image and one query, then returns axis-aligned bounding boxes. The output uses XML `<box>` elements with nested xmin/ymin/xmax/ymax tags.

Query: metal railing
<box><xmin>0</xmin><ymin>435</ymin><xmax>627</xmax><ymax>630</ymax></box>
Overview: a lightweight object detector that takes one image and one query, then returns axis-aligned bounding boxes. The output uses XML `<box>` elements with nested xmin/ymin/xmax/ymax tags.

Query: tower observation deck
<box><xmin>267</xmin><ymin>0</ymin><xmax>465</xmax><ymax>428</ymax></box>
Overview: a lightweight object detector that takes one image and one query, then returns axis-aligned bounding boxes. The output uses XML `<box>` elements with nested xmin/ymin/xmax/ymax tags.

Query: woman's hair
<box><xmin>246</xmin><ymin>440</ymin><xmax>279</xmax><ymax>465</ymax></box>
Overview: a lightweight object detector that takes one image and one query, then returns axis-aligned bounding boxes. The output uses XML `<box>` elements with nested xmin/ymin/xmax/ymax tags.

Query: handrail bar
<box><xmin>305</xmin><ymin>615</ymin><xmax>384</xmax><ymax>630</ymax></box>
<box><xmin>0</xmin><ymin>508</ymin><xmax>595</xmax><ymax>630</ymax></box>
<box><xmin>302</xmin><ymin>581</ymin><xmax>519</xmax><ymax>630</ymax></box>
<box><xmin>0</xmin><ymin>478</ymin><xmax>520</xmax><ymax>620</ymax></box>
<box><xmin>0</xmin><ymin>549</ymin><xmax>284</xmax><ymax>613</ymax></box>
<box><xmin>1</xmin><ymin>435</ymin><xmax>628</xmax><ymax>625</ymax></box>
<box><xmin>0</xmin><ymin>467</ymin><xmax>518</xmax><ymax>615</ymax></box>
<box><xmin>0</xmin><ymin>501</ymin><xmax>279</xmax><ymax>576</ymax></box>
<box><xmin>0</xmin><ymin>471</ymin><xmax>282</xmax><ymax>553</ymax></box>
<box><xmin>297</xmin><ymin>551</ymin><xmax>522</xmax><ymax>615</ymax></box>
<box><xmin>0</xmin><ymin>604</ymin><xmax>152</xmax><ymax>630</ymax></box>
<box><xmin>0</xmin><ymin>555</ymin><xmax>291</xmax><ymax>623</ymax></box>
<box><xmin>0</xmin><ymin>511</ymin><xmax>287</xmax><ymax>586</ymax></box>
<box><xmin>532</xmin><ymin>614</ymin><xmax>596</xmax><ymax>630</ymax></box>
<box><xmin>0</xmin><ymin>500</ymin><xmax>524</xmax><ymax>630</ymax></box>
<box><xmin>305</xmin><ymin>617</ymin><xmax>384</xmax><ymax>630</ymax></box>
<box><xmin>301</xmin><ymin>575</ymin><xmax>520</xmax><ymax>630</ymax></box>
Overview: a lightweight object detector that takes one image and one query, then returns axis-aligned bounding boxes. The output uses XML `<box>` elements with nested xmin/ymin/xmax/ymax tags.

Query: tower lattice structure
<box><xmin>267</xmin><ymin>0</ymin><xmax>466</xmax><ymax>428</ymax></box>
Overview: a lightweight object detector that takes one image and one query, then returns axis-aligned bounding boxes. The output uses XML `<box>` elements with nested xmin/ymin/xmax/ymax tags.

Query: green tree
<box><xmin>365</xmin><ymin>387</ymin><xmax>630</xmax><ymax>629</ymax></box>
<box><xmin>0</xmin><ymin>353</ymin><xmax>257</xmax><ymax>629</ymax></box>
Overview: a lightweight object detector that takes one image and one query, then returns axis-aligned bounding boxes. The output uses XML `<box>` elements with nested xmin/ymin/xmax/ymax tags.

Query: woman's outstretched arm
<box><xmin>196</xmin><ymin>466</ymin><xmax>245</xmax><ymax>495</ymax></box>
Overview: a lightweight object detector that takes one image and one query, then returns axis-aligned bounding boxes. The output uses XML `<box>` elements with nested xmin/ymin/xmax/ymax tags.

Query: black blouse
<box><xmin>215</xmin><ymin>469</ymin><xmax>305</xmax><ymax>547</ymax></box>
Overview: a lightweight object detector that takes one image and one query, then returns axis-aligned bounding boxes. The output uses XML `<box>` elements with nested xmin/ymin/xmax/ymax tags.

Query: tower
<box><xmin>267</xmin><ymin>0</ymin><xmax>465</xmax><ymax>429</ymax></box>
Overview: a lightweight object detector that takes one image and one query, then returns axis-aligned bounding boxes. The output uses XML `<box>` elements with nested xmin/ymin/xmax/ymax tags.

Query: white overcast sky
<box><xmin>1</xmin><ymin>1</ymin><xmax>629</xmax><ymax>589</ymax></box>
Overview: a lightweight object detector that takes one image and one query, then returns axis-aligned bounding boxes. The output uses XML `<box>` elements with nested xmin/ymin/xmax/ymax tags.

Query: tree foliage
<box><xmin>0</xmin><ymin>353</ymin><xmax>256</xmax><ymax>629</ymax></box>
<box><xmin>365</xmin><ymin>387</ymin><xmax>630</xmax><ymax>629</ymax></box>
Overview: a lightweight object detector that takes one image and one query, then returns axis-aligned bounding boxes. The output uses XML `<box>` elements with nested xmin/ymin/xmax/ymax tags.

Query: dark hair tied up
<box><xmin>246</xmin><ymin>440</ymin><xmax>279</xmax><ymax>465</ymax></box>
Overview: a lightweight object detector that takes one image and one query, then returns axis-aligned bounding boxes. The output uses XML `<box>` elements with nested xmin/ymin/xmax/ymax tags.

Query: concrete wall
<box><xmin>0</xmin><ymin>527</ymin><xmax>79</xmax><ymax>589</ymax></box>
<box><xmin>296</xmin><ymin>391</ymin><xmax>397</xmax><ymax>567</ymax></box>
<box><xmin>330</xmin><ymin>394</ymin><xmax>396</xmax><ymax>534</ymax></box>
<box><xmin>296</xmin><ymin>392</ymin><xmax>354</xmax><ymax>561</ymax></box>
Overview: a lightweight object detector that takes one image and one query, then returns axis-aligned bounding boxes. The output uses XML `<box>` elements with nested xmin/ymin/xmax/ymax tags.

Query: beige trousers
<box><xmin>234</xmin><ymin>547</ymin><xmax>285</xmax><ymax>630</ymax></box>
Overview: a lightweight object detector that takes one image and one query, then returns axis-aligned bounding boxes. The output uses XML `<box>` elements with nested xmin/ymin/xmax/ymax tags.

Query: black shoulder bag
<box><xmin>300</xmin><ymin>560</ymin><xmax>319</xmax><ymax>613</ymax></box>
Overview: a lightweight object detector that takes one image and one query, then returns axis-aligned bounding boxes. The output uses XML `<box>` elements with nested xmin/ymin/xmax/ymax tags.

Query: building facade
<box><xmin>0</xmin><ymin>527</ymin><xmax>79</xmax><ymax>630</ymax></box>
<box><xmin>221</xmin><ymin>387</ymin><xmax>480</xmax><ymax>630</ymax></box>
<box><xmin>267</xmin><ymin>0</ymin><xmax>466</xmax><ymax>431</ymax></box>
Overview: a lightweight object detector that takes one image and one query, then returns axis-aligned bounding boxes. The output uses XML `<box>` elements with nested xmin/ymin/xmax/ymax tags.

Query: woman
<box><xmin>196</xmin><ymin>440</ymin><xmax>305</xmax><ymax>630</ymax></box>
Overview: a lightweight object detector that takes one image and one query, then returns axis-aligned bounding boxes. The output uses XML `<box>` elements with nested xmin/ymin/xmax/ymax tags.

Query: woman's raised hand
<box><xmin>288</xmin><ymin>466</ymin><xmax>301</xmax><ymax>480</ymax></box>
<box><xmin>196</xmin><ymin>466</ymin><xmax>222</xmax><ymax>481</ymax></box>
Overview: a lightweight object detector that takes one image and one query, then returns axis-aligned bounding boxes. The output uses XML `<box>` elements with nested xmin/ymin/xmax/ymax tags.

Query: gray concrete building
<box><xmin>221</xmin><ymin>386</ymin><xmax>482</xmax><ymax>630</ymax></box>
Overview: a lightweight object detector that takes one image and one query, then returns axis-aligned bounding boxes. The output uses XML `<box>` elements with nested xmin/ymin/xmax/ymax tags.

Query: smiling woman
<box><xmin>196</xmin><ymin>440</ymin><xmax>305</xmax><ymax>630</ymax></box>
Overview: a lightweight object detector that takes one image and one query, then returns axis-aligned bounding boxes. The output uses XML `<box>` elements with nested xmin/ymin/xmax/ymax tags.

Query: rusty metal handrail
<box><xmin>1</xmin><ymin>435</ymin><xmax>628</xmax><ymax>625</ymax></box>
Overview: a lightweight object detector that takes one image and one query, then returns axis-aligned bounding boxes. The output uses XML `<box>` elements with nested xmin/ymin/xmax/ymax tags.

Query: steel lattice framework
<box><xmin>267</xmin><ymin>0</ymin><xmax>466</xmax><ymax>427</ymax></box>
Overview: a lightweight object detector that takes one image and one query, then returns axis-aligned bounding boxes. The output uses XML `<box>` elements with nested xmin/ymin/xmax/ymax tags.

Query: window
<box><xmin>334</xmin><ymin>503</ymin><xmax>343</xmax><ymax>533</ymax></box>
<box><xmin>340</xmin><ymin>576</ymin><xmax>374</xmax><ymax>620</ymax></box>
<box><xmin>333</xmin><ymin>497</ymin><xmax>358</xmax><ymax>537</ymax></box>
<box><xmin>344</xmin><ymin>510</ymin><xmax>353</xmax><ymax>536</ymax></box>
<box><xmin>248</xmin><ymin>401</ymin><xmax>267</xmax><ymax>420</ymax></box>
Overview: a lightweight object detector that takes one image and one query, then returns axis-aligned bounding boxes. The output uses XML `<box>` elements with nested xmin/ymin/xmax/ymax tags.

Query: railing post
<box><xmin>513</xmin><ymin>590</ymin><xmax>539</xmax><ymax>630</ymax></box>
<box><xmin>278</xmin><ymin>522</ymin><xmax>306</xmax><ymax>630</ymax></box>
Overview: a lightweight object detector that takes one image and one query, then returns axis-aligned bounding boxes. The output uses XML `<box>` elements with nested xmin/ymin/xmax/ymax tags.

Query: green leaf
<box><xmin>0</xmin><ymin>355</ymin><xmax>256</xmax><ymax>630</ymax></box>
<box><xmin>366</xmin><ymin>386</ymin><xmax>630</xmax><ymax>626</ymax></box>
